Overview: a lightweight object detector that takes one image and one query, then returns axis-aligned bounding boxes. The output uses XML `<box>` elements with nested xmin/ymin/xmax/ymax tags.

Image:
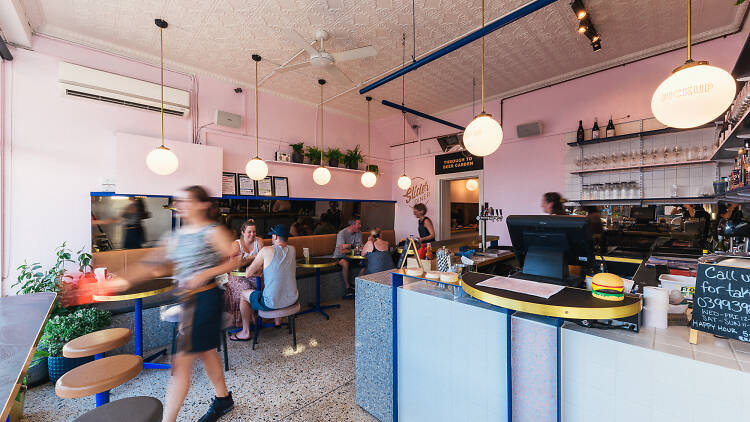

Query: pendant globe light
<box><xmin>146</xmin><ymin>19</ymin><xmax>179</xmax><ymax>176</ymax></box>
<box><xmin>463</xmin><ymin>0</ymin><xmax>503</xmax><ymax>157</ymax></box>
<box><xmin>650</xmin><ymin>0</ymin><xmax>735</xmax><ymax>129</ymax></box>
<box><xmin>246</xmin><ymin>54</ymin><xmax>269</xmax><ymax>180</ymax></box>
<box><xmin>313</xmin><ymin>79</ymin><xmax>332</xmax><ymax>186</ymax></box>
<box><xmin>397</xmin><ymin>34</ymin><xmax>412</xmax><ymax>191</ymax></box>
<box><xmin>466</xmin><ymin>178</ymin><xmax>478</xmax><ymax>191</ymax></box>
<box><xmin>361</xmin><ymin>96</ymin><xmax>377</xmax><ymax>188</ymax></box>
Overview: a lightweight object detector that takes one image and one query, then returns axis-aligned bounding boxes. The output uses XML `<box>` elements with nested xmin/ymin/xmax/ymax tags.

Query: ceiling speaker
<box><xmin>516</xmin><ymin>121</ymin><xmax>542</xmax><ymax>138</ymax></box>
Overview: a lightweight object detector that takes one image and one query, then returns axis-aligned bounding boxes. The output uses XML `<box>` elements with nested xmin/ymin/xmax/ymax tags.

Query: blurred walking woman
<box><xmin>413</xmin><ymin>203</ymin><xmax>435</xmax><ymax>243</ymax></box>
<box><xmin>111</xmin><ymin>186</ymin><xmax>239</xmax><ymax>422</ymax></box>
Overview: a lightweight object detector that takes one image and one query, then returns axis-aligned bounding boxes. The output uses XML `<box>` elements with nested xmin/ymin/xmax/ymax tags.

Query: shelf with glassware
<box><xmin>568</xmin><ymin>196</ymin><xmax>716</xmax><ymax>206</ymax></box>
<box><xmin>566</xmin><ymin>117</ymin><xmax>712</xmax><ymax>147</ymax></box>
<box><xmin>565</xmin><ymin>118</ymin><xmax>719</xmax><ymax>203</ymax></box>
<box><xmin>711</xmin><ymin>83</ymin><xmax>750</xmax><ymax>160</ymax></box>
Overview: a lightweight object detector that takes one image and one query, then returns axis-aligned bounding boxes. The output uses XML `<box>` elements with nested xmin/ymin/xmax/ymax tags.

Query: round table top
<box><xmin>460</xmin><ymin>272</ymin><xmax>642</xmax><ymax>320</ymax></box>
<box><xmin>93</xmin><ymin>278</ymin><xmax>175</xmax><ymax>302</ymax></box>
<box><xmin>345</xmin><ymin>254</ymin><xmax>366</xmax><ymax>260</ymax></box>
<box><xmin>297</xmin><ymin>257</ymin><xmax>339</xmax><ymax>269</ymax></box>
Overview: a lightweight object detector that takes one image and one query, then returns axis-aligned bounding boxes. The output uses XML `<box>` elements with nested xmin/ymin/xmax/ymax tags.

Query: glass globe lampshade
<box><xmin>313</xmin><ymin>166</ymin><xmax>331</xmax><ymax>185</ymax></box>
<box><xmin>397</xmin><ymin>174</ymin><xmax>411</xmax><ymax>190</ymax></box>
<box><xmin>361</xmin><ymin>171</ymin><xmax>377</xmax><ymax>188</ymax></box>
<box><xmin>245</xmin><ymin>157</ymin><xmax>268</xmax><ymax>181</ymax></box>
<box><xmin>651</xmin><ymin>62</ymin><xmax>736</xmax><ymax>129</ymax></box>
<box><xmin>465</xmin><ymin>179</ymin><xmax>478</xmax><ymax>191</ymax></box>
<box><xmin>146</xmin><ymin>146</ymin><xmax>178</xmax><ymax>176</ymax></box>
<box><xmin>463</xmin><ymin>113</ymin><xmax>503</xmax><ymax>157</ymax></box>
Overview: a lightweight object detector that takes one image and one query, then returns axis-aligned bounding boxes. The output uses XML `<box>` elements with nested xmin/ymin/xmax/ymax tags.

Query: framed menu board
<box><xmin>257</xmin><ymin>176</ymin><xmax>273</xmax><ymax>196</ymax></box>
<box><xmin>237</xmin><ymin>174</ymin><xmax>256</xmax><ymax>196</ymax></box>
<box><xmin>273</xmin><ymin>176</ymin><xmax>289</xmax><ymax>197</ymax></box>
<box><xmin>221</xmin><ymin>172</ymin><xmax>237</xmax><ymax>195</ymax></box>
<box><xmin>692</xmin><ymin>260</ymin><xmax>750</xmax><ymax>342</ymax></box>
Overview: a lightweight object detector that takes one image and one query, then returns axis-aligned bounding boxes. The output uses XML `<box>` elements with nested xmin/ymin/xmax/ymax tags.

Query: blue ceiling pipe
<box><xmin>359</xmin><ymin>0</ymin><xmax>559</xmax><ymax>95</ymax></box>
<box><xmin>381</xmin><ymin>100</ymin><xmax>465</xmax><ymax>131</ymax></box>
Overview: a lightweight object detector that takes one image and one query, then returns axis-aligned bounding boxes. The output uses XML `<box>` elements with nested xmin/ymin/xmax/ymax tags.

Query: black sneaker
<box><xmin>197</xmin><ymin>392</ymin><xmax>234</xmax><ymax>422</ymax></box>
<box><xmin>343</xmin><ymin>287</ymin><xmax>355</xmax><ymax>299</ymax></box>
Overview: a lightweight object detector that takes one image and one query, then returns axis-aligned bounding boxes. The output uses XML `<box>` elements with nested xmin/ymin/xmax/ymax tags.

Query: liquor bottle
<box><xmin>592</xmin><ymin>118</ymin><xmax>600</xmax><ymax>140</ymax></box>
<box><xmin>606</xmin><ymin>116</ymin><xmax>615</xmax><ymax>137</ymax></box>
<box><xmin>576</xmin><ymin>120</ymin><xmax>585</xmax><ymax>143</ymax></box>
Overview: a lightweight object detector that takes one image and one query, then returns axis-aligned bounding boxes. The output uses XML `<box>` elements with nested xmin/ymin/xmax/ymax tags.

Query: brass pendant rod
<box><xmin>255</xmin><ymin>59</ymin><xmax>259</xmax><ymax>157</ymax></box>
<box><xmin>686</xmin><ymin>0</ymin><xmax>692</xmax><ymax>62</ymax></box>
<box><xmin>320</xmin><ymin>82</ymin><xmax>325</xmax><ymax>163</ymax></box>
<box><xmin>160</xmin><ymin>26</ymin><xmax>164</xmax><ymax>148</ymax></box>
<box><xmin>402</xmin><ymin>33</ymin><xmax>406</xmax><ymax>174</ymax></box>
<box><xmin>481</xmin><ymin>0</ymin><xmax>485</xmax><ymax>114</ymax></box>
<box><xmin>366</xmin><ymin>97</ymin><xmax>371</xmax><ymax>168</ymax></box>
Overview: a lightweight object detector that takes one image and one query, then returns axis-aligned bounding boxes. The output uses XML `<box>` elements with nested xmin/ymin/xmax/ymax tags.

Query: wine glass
<box><xmin>673</xmin><ymin>145</ymin><xmax>681</xmax><ymax>163</ymax></box>
<box><xmin>663</xmin><ymin>146</ymin><xmax>670</xmax><ymax>164</ymax></box>
<box><xmin>651</xmin><ymin>148</ymin><xmax>659</xmax><ymax>165</ymax></box>
<box><xmin>702</xmin><ymin>145</ymin><xmax>709</xmax><ymax>160</ymax></box>
<box><xmin>632</xmin><ymin>151</ymin><xmax>640</xmax><ymax>166</ymax></box>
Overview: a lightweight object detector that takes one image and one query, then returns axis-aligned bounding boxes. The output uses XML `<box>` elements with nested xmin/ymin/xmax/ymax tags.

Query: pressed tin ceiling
<box><xmin>20</xmin><ymin>0</ymin><xmax>749</xmax><ymax>119</ymax></box>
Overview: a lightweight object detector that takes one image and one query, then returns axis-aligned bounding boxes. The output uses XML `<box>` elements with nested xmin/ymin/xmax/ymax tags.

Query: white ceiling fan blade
<box><xmin>331</xmin><ymin>46</ymin><xmax>377</xmax><ymax>62</ymax></box>
<box><xmin>325</xmin><ymin>65</ymin><xmax>353</xmax><ymax>85</ymax></box>
<box><xmin>282</xmin><ymin>28</ymin><xmax>319</xmax><ymax>56</ymax></box>
<box><xmin>275</xmin><ymin>61</ymin><xmax>312</xmax><ymax>73</ymax></box>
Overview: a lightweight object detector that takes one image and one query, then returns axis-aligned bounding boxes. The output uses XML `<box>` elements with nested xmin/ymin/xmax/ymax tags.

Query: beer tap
<box><xmin>476</xmin><ymin>202</ymin><xmax>503</xmax><ymax>252</ymax></box>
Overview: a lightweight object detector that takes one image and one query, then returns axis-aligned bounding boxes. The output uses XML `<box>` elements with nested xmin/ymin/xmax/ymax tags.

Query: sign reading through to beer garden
<box><xmin>691</xmin><ymin>262</ymin><xmax>750</xmax><ymax>342</ymax></box>
<box><xmin>435</xmin><ymin>151</ymin><xmax>483</xmax><ymax>175</ymax></box>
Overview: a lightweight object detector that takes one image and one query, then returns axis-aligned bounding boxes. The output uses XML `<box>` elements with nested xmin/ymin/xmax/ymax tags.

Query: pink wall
<box><xmin>0</xmin><ymin>36</ymin><xmax>390</xmax><ymax>294</ymax></box>
<box><xmin>378</xmin><ymin>26</ymin><xmax>749</xmax><ymax>243</ymax></box>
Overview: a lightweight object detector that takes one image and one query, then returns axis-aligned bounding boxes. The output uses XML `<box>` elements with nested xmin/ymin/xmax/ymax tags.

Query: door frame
<box><xmin>435</xmin><ymin>170</ymin><xmax>484</xmax><ymax>241</ymax></box>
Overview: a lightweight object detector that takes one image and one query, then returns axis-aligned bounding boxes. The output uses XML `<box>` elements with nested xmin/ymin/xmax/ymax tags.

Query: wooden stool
<box><xmin>56</xmin><ymin>354</ymin><xmax>142</xmax><ymax>399</ymax></box>
<box><xmin>72</xmin><ymin>396</ymin><xmax>162</xmax><ymax>422</ymax></box>
<box><xmin>253</xmin><ymin>302</ymin><xmax>301</xmax><ymax>351</ymax></box>
<box><xmin>61</xmin><ymin>328</ymin><xmax>133</xmax><ymax>406</ymax></box>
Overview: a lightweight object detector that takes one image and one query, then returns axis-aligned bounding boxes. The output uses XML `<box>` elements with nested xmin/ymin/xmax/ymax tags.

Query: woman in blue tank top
<box><xmin>362</xmin><ymin>228</ymin><xmax>395</xmax><ymax>274</ymax></box>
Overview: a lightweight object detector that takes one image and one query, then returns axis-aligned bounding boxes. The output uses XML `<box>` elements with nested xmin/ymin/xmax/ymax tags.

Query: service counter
<box><xmin>355</xmin><ymin>270</ymin><xmax>750</xmax><ymax>422</ymax></box>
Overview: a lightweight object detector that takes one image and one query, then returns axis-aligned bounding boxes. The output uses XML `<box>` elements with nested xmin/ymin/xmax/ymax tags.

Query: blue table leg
<box><xmin>297</xmin><ymin>268</ymin><xmax>340</xmax><ymax>319</ymax></box>
<box><xmin>133</xmin><ymin>297</ymin><xmax>170</xmax><ymax>370</ymax></box>
<box><xmin>391</xmin><ymin>272</ymin><xmax>403</xmax><ymax>422</ymax></box>
<box><xmin>93</xmin><ymin>353</ymin><xmax>110</xmax><ymax>406</ymax></box>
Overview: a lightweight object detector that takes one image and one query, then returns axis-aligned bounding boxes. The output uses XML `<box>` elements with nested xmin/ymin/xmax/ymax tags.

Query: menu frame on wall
<box><xmin>237</xmin><ymin>174</ymin><xmax>256</xmax><ymax>196</ymax></box>
<box><xmin>257</xmin><ymin>176</ymin><xmax>273</xmax><ymax>196</ymax></box>
<box><xmin>221</xmin><ymin>172</ymin><xmax>238</xmax><ymax>196</ymax></box>
<box><xmin>273</xmin><ymin>176</ymin><xmax>289</xmax><ymax>197</ymax></box>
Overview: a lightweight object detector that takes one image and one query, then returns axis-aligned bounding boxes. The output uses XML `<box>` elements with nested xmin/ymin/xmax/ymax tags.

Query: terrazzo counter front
<box><xmin>355</xmin><ymin>272</ymin><xmax>750</xmax><ymax>422</ymax></box>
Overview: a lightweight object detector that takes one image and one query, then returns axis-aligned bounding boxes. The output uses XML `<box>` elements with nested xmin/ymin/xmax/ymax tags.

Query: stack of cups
<box><xmin>643</xmin><ymin>286</ymin><xmax>669</xmax><ymax>329</ymax></box>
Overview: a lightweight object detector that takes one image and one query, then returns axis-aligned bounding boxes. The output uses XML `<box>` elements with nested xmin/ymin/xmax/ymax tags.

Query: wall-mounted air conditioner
<box><xmin>58</xmin><ymin>62</ymin><xmax>190</xmax><ymax>117</ymax></box>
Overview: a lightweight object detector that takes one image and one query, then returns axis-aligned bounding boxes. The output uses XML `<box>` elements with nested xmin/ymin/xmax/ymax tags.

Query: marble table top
<box><xmin>0</xmin><ymin>292</ymin><xmax>56</xmax><ymax>421</ymax></box>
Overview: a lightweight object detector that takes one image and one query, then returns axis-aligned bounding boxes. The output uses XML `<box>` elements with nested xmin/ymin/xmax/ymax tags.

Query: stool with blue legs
<box><xmin>252</xmin><ymin>301</ymin><xmax>301</xmax><ymax>351</ymax></box>
<box><xmin>161</xmin><ymin>304</ymin><xmax>232</xmax><ymax>371</ymax></box>
<box><xmin>55</xmin><ymin>328</ymin><xmax>142</xmax><ymax>407</ymax></box>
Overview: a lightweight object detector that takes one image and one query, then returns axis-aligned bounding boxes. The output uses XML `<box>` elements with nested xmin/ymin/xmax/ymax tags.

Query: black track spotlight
<box><xmin>577</xmin><ymin>16</ymin><xmax>590</xmax><ymax>33</ymax></box>
<box><xmin>584</xmin><ymin>26</ymin><xmax>599</xmax><ymax>42</ymax></box>
<box><xmin>570</xmin><ymin>0</ymin><xmax>587</xmax><ymax>20</ymax></box>
<box><xmin>591</xmin><ymin>39</ymin><xmax>602</xmax><ymax>52</ymax></box>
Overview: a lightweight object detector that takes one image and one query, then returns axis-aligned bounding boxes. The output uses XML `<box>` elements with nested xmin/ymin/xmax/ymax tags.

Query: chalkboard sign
<box><xmin>691</xmin><ymin>262</ymin><xmax>750</xmax><ymax>342</ymax></box>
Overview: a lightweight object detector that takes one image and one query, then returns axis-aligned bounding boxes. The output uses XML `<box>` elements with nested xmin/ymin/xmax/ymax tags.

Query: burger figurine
<box><xmin>591</xmin><ymin>273</ymin><xmax>625</xmax><ymax>302</ymax></box>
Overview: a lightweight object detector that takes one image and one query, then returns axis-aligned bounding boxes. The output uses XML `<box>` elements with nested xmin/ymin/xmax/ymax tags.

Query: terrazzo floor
<box><xmin>22</xmin><ymin>300</ymin><xmax>378</xmax><ymax>422</ymax></box>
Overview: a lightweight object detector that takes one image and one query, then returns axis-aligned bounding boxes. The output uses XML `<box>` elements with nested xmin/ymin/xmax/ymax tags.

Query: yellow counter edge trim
<box><xmin>596</xmin><ymin>255</ymin><xmax>644</xmax><ymax>264</ymax></box>
<box><xmin>461</xmin><ymin>281</ymin><xmax>642</xmax><ymax>320</ymax></box>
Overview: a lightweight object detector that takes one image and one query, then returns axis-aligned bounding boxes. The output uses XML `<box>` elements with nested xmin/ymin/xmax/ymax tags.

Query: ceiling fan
<box><xmin>276</xmin><ymin>28</ymin><xmax>377</xmax><ymax>85</ymax></box>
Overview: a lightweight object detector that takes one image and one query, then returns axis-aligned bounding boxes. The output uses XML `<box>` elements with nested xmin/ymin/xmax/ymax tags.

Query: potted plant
<box><xmin>366</xmin><ymin>164</ymin><xmax>379</xmax><ymax>175</ymax></box>
<box><xmin>13</xmin><ymin>243</ymin><xmax>105</xmax><ymax>385</ymax></box>
<box><xmin>43</xmin><ymin>307</ymin><xmax>112</xmax><ymax>383</ymax></box>
<box><xmin>305</xmin><ymin>146</ymin><xmax>323</xmax><ymax>165</ymax></box>
<box><xmin>325</xmin><ymin>147</ymin><xmax>344</xmax><ymax>168</ymax></box>
<box><xmin>290</xmin><ymin>142</ymin><xmax>305</xmax><ymax>163</ymax></box>
<box><xmin>344</xmin><ymin>145</ymin><xmax>363</xmax><ymax>170</ymax></box>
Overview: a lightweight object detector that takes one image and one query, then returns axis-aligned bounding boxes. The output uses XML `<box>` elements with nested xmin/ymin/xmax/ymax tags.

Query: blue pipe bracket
<box><xmin>359</xmin><ymin>0</ymin><xmax>559</xmax><ymax>95</ymax></box>
<box><xmin>381</xmin><ymin>100</ymin><xmax>465</xmax><ymax>131</ymax></box>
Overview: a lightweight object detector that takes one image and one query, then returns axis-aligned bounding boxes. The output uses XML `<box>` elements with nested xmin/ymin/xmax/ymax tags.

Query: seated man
<box><xmin>231</xmin><ymin>224</ymin><xmax>299</xmax><ymax>340</ymax></box>
<box><xmin>333</xmin><ymin>218</ymin><xmax>363</xmax><ymax>299</ymax></box>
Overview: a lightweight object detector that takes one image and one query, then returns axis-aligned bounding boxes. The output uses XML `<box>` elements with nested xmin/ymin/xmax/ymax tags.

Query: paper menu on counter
<box><xmin>476</xmin><ymin>276</ymin><xmax>565</xmax><ymax>299</ymax></box>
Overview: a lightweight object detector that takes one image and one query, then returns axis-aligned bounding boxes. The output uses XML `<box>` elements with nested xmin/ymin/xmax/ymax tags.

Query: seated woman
<box><xmin>361</xmin><ymin>228</ymin><xmax>395</xmax><ymax>274</ymax></box>
<box><xmin>225</xmin><ymin>220</ymin><xmax>263</xmax><ymax>340</ymax></box>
